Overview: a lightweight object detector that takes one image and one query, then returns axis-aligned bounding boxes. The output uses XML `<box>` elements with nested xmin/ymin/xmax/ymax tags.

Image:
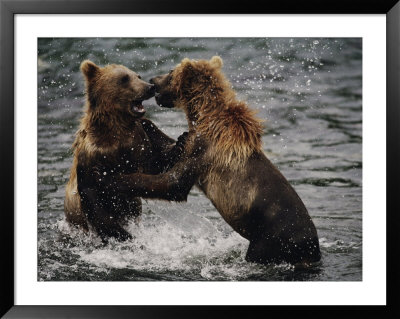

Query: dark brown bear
<box><xmin>106</xmin><ymin>56</ymin><xmax>321</xmax><ymax>265</ymax></box>
<box><xmin>64</xmin><ymin>60</ymin><xmax>186</xmax><ymax>242</ymax></box>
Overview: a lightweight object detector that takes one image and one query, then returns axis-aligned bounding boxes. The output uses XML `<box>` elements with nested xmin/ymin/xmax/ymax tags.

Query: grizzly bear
<box><xmin>105</xmin><ymin>56</ymin><xmax>321</xmax><ymax>265</ymax></box>
<box><xmin>64</xmin><ymin>60</ymin><xmax>186</xmax><ymax>242</ymax></box>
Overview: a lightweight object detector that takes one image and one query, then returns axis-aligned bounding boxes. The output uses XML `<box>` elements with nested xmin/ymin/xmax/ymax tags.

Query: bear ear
<box><xmin>180</xmin><ymin>58</ymin><xmax>192</xmax><ymax>68</ymax></box>
<box><xmin>80</xmin><ymin>60</ymin><xmax>100</xmax><ymax>80</ymax></box>
<box><xmin>209</xmin><ymin>56</ymin><xmax>223</xmax><ymax>69</ymax></box>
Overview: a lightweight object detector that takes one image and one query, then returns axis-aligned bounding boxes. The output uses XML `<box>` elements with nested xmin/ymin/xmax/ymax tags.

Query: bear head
<box><xmin>150</xmin><ymin>56</ymin><xmax>231</xmax><ymax>113</ymax></box>
<box><xmin>80</xmin><ymin>60</ymin><xmax>155</xmax><ymax>117</ymax></box>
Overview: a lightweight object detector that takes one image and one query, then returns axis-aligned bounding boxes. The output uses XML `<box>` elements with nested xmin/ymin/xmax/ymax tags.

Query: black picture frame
<box><xmin>1</xmin><ymin>0</ymin><xmax>399</xmax><ymax>318</ymax></box>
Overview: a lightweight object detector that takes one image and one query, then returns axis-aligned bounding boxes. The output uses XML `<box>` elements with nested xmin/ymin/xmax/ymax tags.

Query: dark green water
<box><xmin>38</xmin><ymin>38</ymin><xmax>362</xmax><ymax>281</ymax></box>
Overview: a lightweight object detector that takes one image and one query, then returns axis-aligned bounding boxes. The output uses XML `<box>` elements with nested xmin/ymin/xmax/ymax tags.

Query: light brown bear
<box><xmin>64</xmin><ymin>60</ymin><xmax>186</xmax><ymax>242</ymax></box>
<box><xmin>106</xmin><ymin>56</ymin><xmax>321</xmax><ymax>265</ymax></box>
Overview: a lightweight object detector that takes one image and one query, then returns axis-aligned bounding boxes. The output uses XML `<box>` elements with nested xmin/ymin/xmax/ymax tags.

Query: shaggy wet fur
<box><xmin>107</xmin><ymin>57</ymin><xmax>321</xmax><ymax>264</ymax></box>
<box><xmin>64</xmin><ymin>60</ymin><xmax>186</xmax><ymax>241</ymax></box>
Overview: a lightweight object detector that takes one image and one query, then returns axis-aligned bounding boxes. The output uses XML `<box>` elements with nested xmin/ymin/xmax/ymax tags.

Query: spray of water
<box><xmin>54</xmin><ymin>198</ymin><xmax>302</xmax><ymax>280</ymax></box>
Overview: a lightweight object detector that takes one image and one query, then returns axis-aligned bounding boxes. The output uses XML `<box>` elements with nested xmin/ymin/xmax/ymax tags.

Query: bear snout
<box><xmin>149</xmin><ymin>75</ymin><xmax>164</xmax><ymax>91</ymax></box>
<box><xmin>143</xmin><ymin>83</ymin><xmax>155</xmax><ymax>99</ymax></box>
<box><xmin>148</xmin><ymin>84</ymin><xmax>156</xmax><ymax>94</ymax></box>
<box><xmin>149</xmin><ymin>77</ymin><xmax>158</xmax><ymax>90</ymax></box>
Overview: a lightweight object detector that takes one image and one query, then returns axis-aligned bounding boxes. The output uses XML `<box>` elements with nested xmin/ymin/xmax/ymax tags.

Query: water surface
<box><xmin>38</xmin><ymin>38</ymin><xmax>362</xmax><ymax>281</ymax></box>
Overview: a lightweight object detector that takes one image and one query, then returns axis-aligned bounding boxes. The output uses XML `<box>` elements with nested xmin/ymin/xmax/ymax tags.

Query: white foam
<box><xmin>56</xmin><ymin>200</ymin><xmax>257</xmax><ymax>280</ymax></box>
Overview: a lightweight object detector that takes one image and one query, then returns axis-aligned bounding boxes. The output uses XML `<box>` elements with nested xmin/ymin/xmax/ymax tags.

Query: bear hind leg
<box><xmin>245</xmin><ymin>239</ymin><xmax>281</xmax><ymax>265</ymax></box>
<box><xmin>80</xmin><ymin>187</ymin><xmax>133</xmax><ymax>242</ymax></box>
<box><xmin>245</xmin><ymin>237</ymin><xmax>321</xmax><ymax>265</ymax></box>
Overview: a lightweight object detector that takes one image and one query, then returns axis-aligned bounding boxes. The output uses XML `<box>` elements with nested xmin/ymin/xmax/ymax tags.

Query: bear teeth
<box><xmin>132</xmin><ymin>104</ymin><xmax>145</xmax><ymax>114</ymax></box>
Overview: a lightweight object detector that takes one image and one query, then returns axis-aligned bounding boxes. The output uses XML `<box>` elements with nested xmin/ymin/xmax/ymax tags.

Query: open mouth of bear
<box><xmin>131</xmin><ymin>100</ymin><xmax>145</xmax><ymax>115</ymax></box>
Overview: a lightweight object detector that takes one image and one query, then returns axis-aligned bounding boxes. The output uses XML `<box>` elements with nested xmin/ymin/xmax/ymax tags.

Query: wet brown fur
<box><xmin>171</xmin><ymin>57</ymin><xmax>263</xmax><ymax>169</ymax></box>
<box><xmin>64</xmin><ymin>60</ymin><xmax>184</xmax><ymax>241</ymax></box>
<box><xmin>111</xmin><ymin>57</ymin><xmax>321</xmax><ymax>264</ymax></box>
